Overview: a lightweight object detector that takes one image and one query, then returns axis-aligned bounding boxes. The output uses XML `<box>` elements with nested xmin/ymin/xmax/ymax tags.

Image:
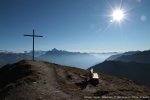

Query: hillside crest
<box><xmin>0</xmin><ymin>60</ymin><xmax>150</xmax><ymax>100</ymax></box>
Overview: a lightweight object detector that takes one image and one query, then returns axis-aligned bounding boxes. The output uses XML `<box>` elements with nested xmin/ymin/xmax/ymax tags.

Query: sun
<box><xmin>112</xmin><ymin>9</ymin><xmax>124</xmax><ymax>21</ymax></box>
<box><xmin>100</xmin><ymin>0</ymin><xmax>132</xmax><ymax>34</ymax></box>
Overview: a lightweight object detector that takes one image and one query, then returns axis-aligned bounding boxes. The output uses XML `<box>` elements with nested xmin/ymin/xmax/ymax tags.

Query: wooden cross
<box><xmin>24</xmin><ymin>29</ymin><xmax>43</xmax><ymax>61</ymax></box>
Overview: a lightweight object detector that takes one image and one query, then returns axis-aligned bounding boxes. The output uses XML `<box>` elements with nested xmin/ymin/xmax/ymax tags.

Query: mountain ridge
<box><xmin>106</xmin><ymin>51</ymin><xmax>140</xmax><ymax>61</ymax></box>
<box><xmin>114</xmin><ymin>50</ymin><xmax>150</xmax><ymax>64</ymax></box>
<box><xmin>0</xmin><ymin>53</ymin><xmax>40</xmax><ymax>68</ymax></box>
<box><xmin>90</xmin><ymin>60</ymin><xmax>150</xmax><ymax>87</ymax></box>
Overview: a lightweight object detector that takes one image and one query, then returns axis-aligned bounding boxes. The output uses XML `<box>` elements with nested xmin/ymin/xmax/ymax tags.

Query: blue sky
<box><xmin>0</xmin><ymin>0</ymin><xmax>150</xmax><ymax>53</ymax></box>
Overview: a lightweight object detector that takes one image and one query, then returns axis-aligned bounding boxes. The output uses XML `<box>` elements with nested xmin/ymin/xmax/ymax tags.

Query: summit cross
<box><xmin>24</xmin><ymin>29</ymin><xmax>43</xmax><ymax>61</ymax></box>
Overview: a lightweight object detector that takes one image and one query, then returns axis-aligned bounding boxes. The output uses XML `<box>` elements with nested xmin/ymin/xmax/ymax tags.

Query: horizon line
<box><xmin>0</xmin><ymin>49</ymin><xmax>148</xmax><ymax>54</ymax></box>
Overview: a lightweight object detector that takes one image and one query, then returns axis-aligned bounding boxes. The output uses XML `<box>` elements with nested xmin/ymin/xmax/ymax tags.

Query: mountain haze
<box><xmin>0</xmin><ymin>53</ymin><xmax>39</xmax><ymax>68</ymax></box>
<box><xmin>115</xmin><ymin>50</ymin><xmax>150</xmax><ymax>64</ymax></box>
<box><xmin>39</xmin><ymin>48</ymin><xmax>102</xmax><ymax>69</ymax></box>
<box><xmin>106</xmin><ymin>51</ymin><xmax>140</xmax><ymax>61</ymax></box>
<box><xmin>0</xmin><ymin>49</ymin><xmax>103</xmax><ymax>69</ymax></box>
<box><xmin>24</xmin><ymin>50</ymin><xmax>47</xmax><ymax>57</ymax></box>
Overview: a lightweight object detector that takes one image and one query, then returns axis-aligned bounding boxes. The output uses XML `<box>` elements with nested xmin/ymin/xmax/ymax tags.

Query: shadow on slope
<box><xmin>90</xmin><ymin>61</ymin><xmax>150</xmax><ymax>86</ymax></box>
<box><xmin>0</xmin><ymin>60</ymin><xmax>39</xmax><ymax>99</ymax></box>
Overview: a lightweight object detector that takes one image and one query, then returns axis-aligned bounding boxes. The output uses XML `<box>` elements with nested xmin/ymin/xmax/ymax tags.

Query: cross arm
<box><xmin>34</xmin><ymin>35</ymin><xmax>43</xmax><ymax>37</ymax></box>
<box><xmin>24</xmin><ymin>34</ymin><xmax>33</xmax><ymax>36</ymax></box>
<box><xmin>24</xmin><ymin>34</ymin><xmax>43</xmax><ymax>37</ymax></box>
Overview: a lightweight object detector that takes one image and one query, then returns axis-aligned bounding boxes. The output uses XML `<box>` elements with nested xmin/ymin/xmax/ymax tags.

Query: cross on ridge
<box><xmin>24</xmin><ymin>29</ymin><xmax>43</xmax><ymax>61</ymax></box>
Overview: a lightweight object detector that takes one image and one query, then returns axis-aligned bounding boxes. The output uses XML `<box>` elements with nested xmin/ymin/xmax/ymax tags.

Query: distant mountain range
<box><xmin>0</xmin><ymin>50</ymin><xmax>19</xmax><ymax>54</ymax></box>
<box><xmin>0</xmin><ymin>50</ymin><xmax>9</xmax><ymax>53</ymax></box>
<box><xmin>24</xmin><ymin>50</ymin><xmax>47</xmax><ymax>57</ymax></box>
<box><xmin>115</xmin><ymin>50</ymin><xmax>150</xmax><ymax>64</ymax></box>
<box><xmin>106</xmin><ymin>50</ymin><xmax>150</xmax><ymax>64</ymax></box>
<box><xmin>88</xmin><ymin>52</ymin><xmax>119</xmax><ymax>54</ymax></box>
<box><xmin>106</xmin><ymin>51</ymin><xmax>140</xmax><ymax>61</ymax></box>
<box><xmin>0</xmin><ymin>48</ymin><xmax>102</xmax><ymax>69</ymax></box>
<box><xmin>39</xmin><ymin>48</ymin><xmax>102</xmax><ymax>69</ymax></box>
<box><xmin>0</xmin><ymin>50</ymin><xmax>46</xmax><ymax>68</ymax></box>
<box><xmin>0</xmin><ymin>53</ymin><xmax>39</xmax><ymax>68</ymax></box>
<box><xmin>1</xmin><ymin>49</ymin><xmax>150</xmax><ymax>70</ymax></box>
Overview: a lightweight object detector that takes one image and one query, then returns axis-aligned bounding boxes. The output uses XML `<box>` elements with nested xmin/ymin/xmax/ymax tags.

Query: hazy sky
<box><xmin>0</xmin><ymin>0</ymin><xmax>150</xmax><ymax>53</ymax></box>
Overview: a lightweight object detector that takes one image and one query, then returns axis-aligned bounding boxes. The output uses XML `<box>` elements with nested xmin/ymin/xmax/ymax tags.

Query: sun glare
<box><xmin>112</xmin><ymin>9</ymin><xmax>124</xmax><ymax>21</ymax></box>
<box><xmin>100</xmin><ymin>0</ymin><xmax>133</xmax><ymax>34</ymax></box>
